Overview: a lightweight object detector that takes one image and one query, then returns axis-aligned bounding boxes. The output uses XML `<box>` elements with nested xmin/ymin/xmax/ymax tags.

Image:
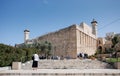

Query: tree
<box><xmin>114</xmin><ymin>42</ymin><xmax>120</xmax><ymax>51</ymax></box>
<box><xmin>112</xmin><ymin>35</ymin><xmax>120</xmax><ymax>47</ymax></box>
<box><xmin>112</xmin><ymin>35</ymin><xmax>120</xmax><ymax>52</ymax></box>
<box><xmin>39</xmin><ymin>41</ymin><xmax>52</xmax><ymax>58</ymax></box>
<box><xmin>0</xmin><ymin>43</ymin><xmax>37</xmax><ymax>67</ymax></box>
<box><xmin>16</xmin><ymin>41</ymin><xmax>52</xmax><ymax>59</ymax></box>
<box><xmin>0</xmin><ymin>44</ymin><xmax>22</xmax><ymax>66</ymax></box>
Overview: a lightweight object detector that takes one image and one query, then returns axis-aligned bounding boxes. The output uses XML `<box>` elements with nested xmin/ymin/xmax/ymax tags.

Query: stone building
<box><xmin>97</xmin><ymin>32</ymin><xmax>120</xmax><ymax>53</ymax></box>
<box><xmin>97</xmin><ymin>38</ymin><xmax>106</xmax><ymax>53</ymax></box>
<box><xmin>19</xmin><ymin>19</ymin><xmax>98</xmax><ymax>58</ymax></box>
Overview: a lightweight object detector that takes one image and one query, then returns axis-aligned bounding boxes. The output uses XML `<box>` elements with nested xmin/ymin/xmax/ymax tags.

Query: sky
<box><xmin>0</xmin><ymin>0</ymin><xmax>120</xmax><ymax>46</ymax></box>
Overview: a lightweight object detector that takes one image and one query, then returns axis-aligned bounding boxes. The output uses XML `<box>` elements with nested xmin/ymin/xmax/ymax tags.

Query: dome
<box><xmin>91</xmin><ymin>19</ymin><xmax>98</xmax><ymax>24</ymax></box>
<box><xmin>24</xmin><ymin>29</ymin><xmax>30</xmax><ymax>32</ymax></box>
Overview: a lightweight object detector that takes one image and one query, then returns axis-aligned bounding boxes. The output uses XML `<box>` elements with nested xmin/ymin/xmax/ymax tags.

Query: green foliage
<box><xmin>0</xmin><ymin>41</ymin><xmax>52</xmax><ymax>67</ymax></box>
<box><xmin>104</xmin><ymin>48</ymin><xmax>114</xmax><ymax>54</ymax></box>
<box><xmin>0</xmin><ymin>43</ymin><xmax>36</xmax><ymax>67</ymax></box>
<box><xmin>22</xmin><ymin>48</ymin><xmax>37</xmax><ymax>62</ymax></box>
<box><xmin>96</xmin><ymin>35</ymin><xmax>120</xmax><ymax>55</ymax></box>
<box><xmin>23</xmin><ymin>41</ymin><xmax>52</xmax><ymax>57</ymax></box>
<box><xmin>106</xmin><ymin>58</ymin><xmax>120</xmax><ymax>63</ymax></box>
<box><xmin>112</xmin><ymin>35</ymin><xmax>120</xmax><ymax>48</ymax></box>
<box><xmin>112</xmin><ymin>36</ymin><xmax>119</xmax><ymax>47</ymax></box>
<box><xmin>40</xmin><ymin>41</ymin><xmax>52</xmax><ymax>57</ymax></box>
<box><xmin>0</xmin><ymin>44</ymin><xmax>14</xmax><ymax>66</ymax></box>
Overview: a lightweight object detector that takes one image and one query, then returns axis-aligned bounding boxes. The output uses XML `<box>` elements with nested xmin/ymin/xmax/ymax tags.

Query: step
<box><xmin>22</xmin><ymin>59</ymin><xmax>113</xmax><ymax>69</ymax></box>
<box><xmin>0</xmin><ymin>69</ymin><xmax>120</xmax><ymax>76</ymax></box>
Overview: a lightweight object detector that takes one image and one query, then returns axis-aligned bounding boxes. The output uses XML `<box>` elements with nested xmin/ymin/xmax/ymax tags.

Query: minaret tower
<box><xmin>24</xmin><ymin>29</ymin><xmax>30</xmax><ymax>43</ymax></box>
<box><xmin>91</xmin><ymin>19</ymin><xmax>98</xmax><ymax>36</ymax></box>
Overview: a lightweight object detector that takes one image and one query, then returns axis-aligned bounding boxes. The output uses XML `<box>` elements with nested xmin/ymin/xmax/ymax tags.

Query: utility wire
<box><xmin>98</xmin><ymin>18</ymin><xmax>120</xmax><ymax>31</ymax></box>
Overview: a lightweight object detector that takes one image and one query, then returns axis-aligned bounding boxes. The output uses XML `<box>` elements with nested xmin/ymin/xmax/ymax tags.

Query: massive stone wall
<box><xmin>38</xmin><ymin>25</ymin><xmax>77</xmax><ymax>58</ymax></box>
<box><xmin>17</xmin><ymin>21</ymin><xmax>97</xmax><ymax>58</ymax></box>
<box><xmin>37</xmin><ymin>23</ymin><xmax>97</xmax><ymax>58</ymax></box>
<box><xmin>76</xmin><ymin>24</ymin><xmax>97</xmax><ymax>55</ymax></box>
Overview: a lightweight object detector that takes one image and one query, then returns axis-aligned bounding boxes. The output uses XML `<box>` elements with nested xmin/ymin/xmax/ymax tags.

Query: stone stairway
<box><xmin>0</xmin><ymin>69</ymin><xmax>120</xmax><ymax>76</ymax></box>
<box><xmin>21</xmin><ymin>59</ymin><xmax>113</xmax><ymax>70</ymax></box>
<box><xmin>1</xmin><ymin>59</ymin><xmax>119</xmax><ymax>76</ymax></box>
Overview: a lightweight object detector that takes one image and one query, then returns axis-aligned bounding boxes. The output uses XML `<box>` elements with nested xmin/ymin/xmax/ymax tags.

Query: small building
<box><xmin>97</xmin><ymin>32</ymin><xmax>120</xmax><ymax>54</ymax></box>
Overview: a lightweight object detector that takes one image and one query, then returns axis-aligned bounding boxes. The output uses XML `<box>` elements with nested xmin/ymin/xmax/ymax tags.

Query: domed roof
<box><xmin>91</xmin><ymin>19</ymin><xmax>98</xmax><ymax>24</ymax></box>
<box><xmin>24</xmin><ymin>29</ymin><xmax>30</xmax><ymax>32</ymax></box>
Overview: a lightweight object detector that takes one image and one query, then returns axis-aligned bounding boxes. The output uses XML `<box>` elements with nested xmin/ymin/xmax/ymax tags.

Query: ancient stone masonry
<box><xmin>36</xmin><ymin>20</ymin><xmax>97</xmax><ymax>58</ymax></box>
<box><xmin>76</xmin><ymin>24</ymin><xmax>97</xmax><ymax>56</ymax></box>
<box><xmin>38</xmin><ymin>25</ymin><xmax>77</xmax><ymax>58</ymax></box>
<box><xmin>17</xmin><ymin>20</ymin><xmax>97</xmax><ymax>58</ymax></box>
<box><xmin>97</xmin><ymin>32</ymin><xmax>120</xmax><ymax>53</ymax></box>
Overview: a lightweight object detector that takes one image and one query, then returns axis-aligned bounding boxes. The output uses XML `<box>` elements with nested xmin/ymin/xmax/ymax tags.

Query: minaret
<box><xmin>24</xmin><ymin>29</ymin><xmax>30</xmax><ymax>43</ymax></box>
<box><xmin>91</xmin><ymin>19</ymin><xmax>98</xmax><ymax>36</ymax></box>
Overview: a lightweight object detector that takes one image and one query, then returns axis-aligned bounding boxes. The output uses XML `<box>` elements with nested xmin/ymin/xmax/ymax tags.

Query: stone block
<box><xmin>97</xmin><ymin>54</ymin><xmax>110</xmax><ymax>58</ymax></box>
<box><xmin>114</xmin><ymin>62</ymin><xmax>120</xmax><ymax>69</ymax></box>
<box><xmin>12</xmin><ymin>62</ymin><xmax>21</xmax><ymax>70</ymax></box>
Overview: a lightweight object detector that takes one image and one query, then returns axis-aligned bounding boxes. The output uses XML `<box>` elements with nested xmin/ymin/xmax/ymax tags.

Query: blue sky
<box><xmin>0</xmin><ymin>0</ymin><xmax>120</xmax><ymax>46</ymax></box>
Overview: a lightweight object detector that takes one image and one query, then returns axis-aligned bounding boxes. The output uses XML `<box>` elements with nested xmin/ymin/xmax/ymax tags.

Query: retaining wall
<box><xmin>0</xmin><ymin>69</ymin><xmax>120</xmax><ymax>76</ymax></box>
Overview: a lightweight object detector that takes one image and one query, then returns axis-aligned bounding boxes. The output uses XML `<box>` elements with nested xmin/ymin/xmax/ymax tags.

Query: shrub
<box><xmin>0</xmin><ymin>44</ymin><xmax>35</xmax><ymax>67</ymax></box>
